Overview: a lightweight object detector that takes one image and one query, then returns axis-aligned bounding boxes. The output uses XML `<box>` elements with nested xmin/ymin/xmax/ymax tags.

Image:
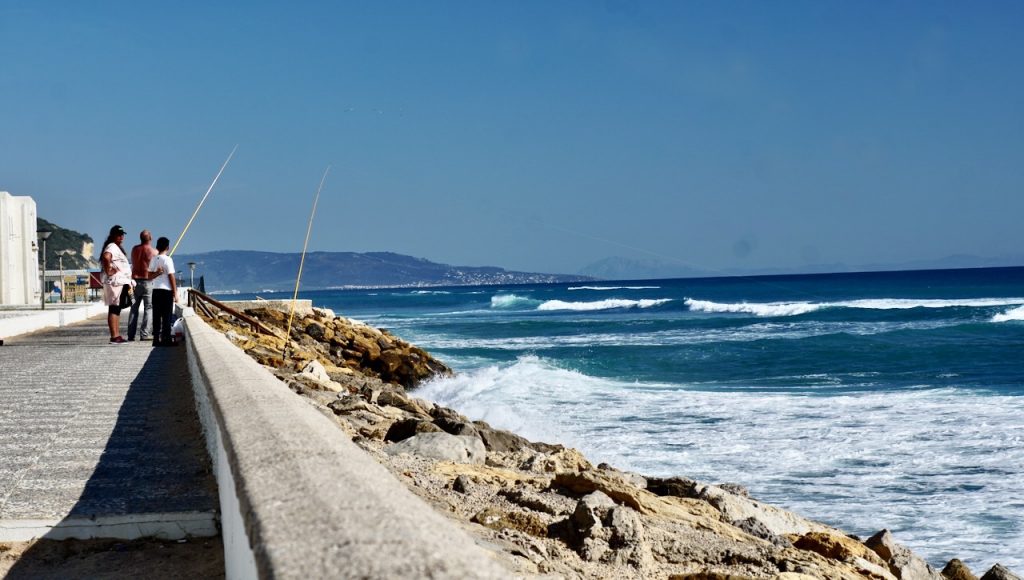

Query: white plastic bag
<box><xmin>172</xmin><ymin>318</ymin><xmax>184</xmax><ymax>343</ymax></box>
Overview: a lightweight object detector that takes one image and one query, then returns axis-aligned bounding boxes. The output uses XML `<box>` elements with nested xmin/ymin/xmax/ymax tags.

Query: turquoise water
<box><xmin>232</xmin><ymin>266</ymin><xmax>1024</xmax><ymax>569</ymax></box>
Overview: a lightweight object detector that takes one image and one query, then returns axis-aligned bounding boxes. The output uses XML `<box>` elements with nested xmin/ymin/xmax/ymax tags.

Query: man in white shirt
<box><xmin>148</xmin><ymin>236</ymin><xmax>178</xmax><ymax>346</ymax></box>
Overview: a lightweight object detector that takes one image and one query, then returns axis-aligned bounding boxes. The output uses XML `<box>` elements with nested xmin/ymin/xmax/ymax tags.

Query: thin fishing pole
<box><xmin>283</xmin><ymin>166</ymin><xmax>330</xmax><ymax>361</ymax></box>
<box><xmin>170</xmin><ymin>145</ymin><xmax>238</xmax><ymax>257</ymax></box>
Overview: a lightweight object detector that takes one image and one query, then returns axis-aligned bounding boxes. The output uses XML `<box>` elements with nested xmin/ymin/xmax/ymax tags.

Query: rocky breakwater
<box><xmin>201</xmin><ymin>304</ymin><xmax>1020</xmax><ymax>580</ymax></box>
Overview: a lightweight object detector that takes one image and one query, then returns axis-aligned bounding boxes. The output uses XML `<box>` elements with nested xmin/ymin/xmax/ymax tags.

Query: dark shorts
<box><xmin>108</xmin><ymin>285</ymin><xmax>130</xmax><ymax>315</ymax></box>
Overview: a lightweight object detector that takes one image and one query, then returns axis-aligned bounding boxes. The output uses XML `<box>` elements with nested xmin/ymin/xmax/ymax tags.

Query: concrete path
<box><xmin>0</xmin><ymin>316</ymin><xmax>218</xmax><ymax>541</ymax></box>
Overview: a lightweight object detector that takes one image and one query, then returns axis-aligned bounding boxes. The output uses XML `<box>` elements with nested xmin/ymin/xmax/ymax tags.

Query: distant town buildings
<box><xmin>0</xmin><ymin>191</ymin><xmax>41</xmax><ymax>306</ymax></box>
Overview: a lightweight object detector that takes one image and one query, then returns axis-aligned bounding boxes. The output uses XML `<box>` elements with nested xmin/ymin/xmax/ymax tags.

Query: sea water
<box><xmin>242</xmin><ymin>267</ymin><xmax>1024</xmax><ymax>569</ymax></box>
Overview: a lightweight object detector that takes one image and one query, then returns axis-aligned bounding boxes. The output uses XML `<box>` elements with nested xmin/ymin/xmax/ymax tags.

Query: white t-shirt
<box><xmin>149</xmin><ymin>254</ymin><xmax>176</xmax><ymax>291</ymax></box>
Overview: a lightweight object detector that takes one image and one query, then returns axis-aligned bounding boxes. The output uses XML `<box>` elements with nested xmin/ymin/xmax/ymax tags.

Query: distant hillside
<box><xmin>173</xmin><ymin>250</ymin><xmax>592</xmax><ymax>292</ymax></box>
<box><xmin>36</xmin><ymin>218</ymin><xmax>97</xmax><ymax>270</ymax></box>
<box><xmin>581</xmin><ymin>254</ymin><xmax>1024</xmax><ymax>280</ymax></box>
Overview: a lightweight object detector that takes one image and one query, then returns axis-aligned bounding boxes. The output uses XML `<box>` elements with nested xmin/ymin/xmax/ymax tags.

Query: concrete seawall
<box><xmin>182</xmin><ymin>308</ymin><xmax>510</xmax><ymax>578</ymax></box>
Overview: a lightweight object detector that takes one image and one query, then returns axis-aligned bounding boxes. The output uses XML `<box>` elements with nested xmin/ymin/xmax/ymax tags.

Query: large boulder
<box><xmin>697</xmin><ymin>483</ymin><xmax>830</xmax><ymax>537</ymax></box>
<box><xmin>980</xmin><ymin>565</ymin><xmax>1022</xmax><ymax>580</ymax></box>
<box><xmin>385</xmin><ymin>432</ymin><xmax>486</xmax><ymax>464</ymax></box>
<box><xmin>942</xmin><ymin>559</ymin><xmax>978</xmax><ymax>580</ymax></box>
<box><xmin>864</xmin><ymin>529</ymin><xmax>941</xmax><ymax>580</ymax></box>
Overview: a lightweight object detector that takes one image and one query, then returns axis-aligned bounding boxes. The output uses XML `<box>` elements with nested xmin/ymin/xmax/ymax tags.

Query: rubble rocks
<box><xmin>237</xmin><ymin>307</ymin><xmax>454</xmax><ymax>388</ymax></box>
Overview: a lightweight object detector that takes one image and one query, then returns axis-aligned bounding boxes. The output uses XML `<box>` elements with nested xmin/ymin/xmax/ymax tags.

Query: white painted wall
<box><xmin>0</xmin><ymin>192</ymin><xmax>40</xmax><ymax>306</ymax></box>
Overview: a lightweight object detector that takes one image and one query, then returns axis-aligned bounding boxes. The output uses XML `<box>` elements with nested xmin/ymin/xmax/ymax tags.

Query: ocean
<box><xmin>233</xmin><ymin>266</ymin><xmax>1024</xmax><ymax>570</ymax></box>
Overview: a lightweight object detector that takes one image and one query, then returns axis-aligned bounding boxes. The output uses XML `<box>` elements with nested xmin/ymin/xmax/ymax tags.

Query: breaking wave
<box><xmin>992</xmin><ymin>305</ymin><xmax>1024</xmax><ymax>323</ymax></box>
<box><xmin>568</xmin><ymin>285</ymin><xmax>661</xmax><ymax>291</ymax></box>
<box><xmin>490</xmin><ymin>294</ymin><xmax>542</xmax><ymax>309</ymax></box>
<box><xmin>537</xmin><ymin>298</ymin><xmax>673</xmax><ymax>312</ymax></box>
<box><xmin>685</xmin><ymin>297</ymin><xmax>1024</xmax><ymax>317</ymax></box>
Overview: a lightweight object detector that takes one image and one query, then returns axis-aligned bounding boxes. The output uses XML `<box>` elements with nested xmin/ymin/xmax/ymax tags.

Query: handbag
<box><xmin>119</xmin><ymin>285</ymin><xmax>134</xmax><ymax>310</ymax></box>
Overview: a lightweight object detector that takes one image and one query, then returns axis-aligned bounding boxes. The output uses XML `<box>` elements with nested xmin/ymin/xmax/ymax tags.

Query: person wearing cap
<box><xmin>100</xmin><ymin>225</ymin><xmax>135</xmax><ymax>344</ymax></box>
<box><xmin>126</xmin><ymin>229</ymin><xmax>156</xmax><ymax>341</ymax></box>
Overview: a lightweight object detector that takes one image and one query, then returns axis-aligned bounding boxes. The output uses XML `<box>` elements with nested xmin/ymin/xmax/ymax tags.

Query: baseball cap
<box><xmin>110</xmin><ymin>225</ymin><xmax>126</xmax><ymax>236</ymax></box>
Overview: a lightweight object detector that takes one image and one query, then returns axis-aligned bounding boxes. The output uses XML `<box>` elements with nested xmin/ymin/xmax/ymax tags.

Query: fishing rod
<box><xmin>283</xmin><ymin>166</ymin><xmax>330</xmax><ymax>361</ymax></box>
<box><xmin>169</xmin><ymin>145</ymin><xmax>238</xmax><ymax>257</ymax></box>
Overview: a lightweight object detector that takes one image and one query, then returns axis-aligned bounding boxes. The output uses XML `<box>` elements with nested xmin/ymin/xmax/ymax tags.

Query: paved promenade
<box><xmin>0</xmin><ymin>316</ymin><xmax>218</xmax><ymax>541</ymax></box>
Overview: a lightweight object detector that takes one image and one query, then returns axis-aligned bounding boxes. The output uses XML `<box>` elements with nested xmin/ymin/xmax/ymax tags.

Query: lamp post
<box><xmin>58</xmin><ymin>254</ymin><xmax>65</xmax><ymax>303</ymax></box>
<box><xmin>37</xmin><ymin>229</ymin><xmax>52</xmax><ymax>310</ymax></box>
<box><xmin>187</xmin><ymin>262</ymin><xmax>197</xmax><ymax>289</ymax></box>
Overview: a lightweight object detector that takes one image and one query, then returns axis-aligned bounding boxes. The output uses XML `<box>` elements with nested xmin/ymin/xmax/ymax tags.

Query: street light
<box><xmin>58</xmin><ymin>254</ymin><xmax>65</xmax><ymax>303</ymax></box>
<box><xmin>37</xmin><ymin>229</ymin><xmax>52</xmax><ymax>310</ymax></box>
<box><xmin>187</xmin><ymin>262</ymin><xmax>197</xmax><ymax>289</ymax></box>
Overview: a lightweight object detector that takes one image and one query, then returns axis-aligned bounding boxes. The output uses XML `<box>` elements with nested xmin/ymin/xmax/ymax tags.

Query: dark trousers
<box><xmin>152</xmin><ymin>289</ymin><xmax>174</xmax><ymax>344</ymax></box>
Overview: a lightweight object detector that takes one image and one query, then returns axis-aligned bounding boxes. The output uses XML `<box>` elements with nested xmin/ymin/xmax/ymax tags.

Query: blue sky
<box><xmin>2</xmin><ymin>1</ymin><xmax>1022</xmax><ymax>275</ymax></box>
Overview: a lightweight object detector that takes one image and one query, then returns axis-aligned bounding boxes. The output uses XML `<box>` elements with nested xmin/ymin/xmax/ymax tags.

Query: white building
<box><xmin>0</xmin><ymin>191</ymin><xmax>41</xmax><ymax>306</ymax></box>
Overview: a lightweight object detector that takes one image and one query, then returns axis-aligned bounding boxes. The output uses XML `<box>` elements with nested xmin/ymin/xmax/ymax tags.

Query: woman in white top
<box><xmin>100</xmin><ymin>225</ymin><xmax>135</xmax><ymax>344</ymax></box>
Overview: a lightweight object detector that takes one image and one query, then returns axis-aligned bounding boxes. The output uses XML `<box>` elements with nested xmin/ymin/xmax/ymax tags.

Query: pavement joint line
<box><xmin>0</xmin><ymin>511</ymin><xmax>219</xmax><ymax>542</ymax></box>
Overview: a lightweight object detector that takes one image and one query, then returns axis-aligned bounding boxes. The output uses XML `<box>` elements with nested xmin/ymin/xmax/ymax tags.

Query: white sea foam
<box><xmin>418</xmin><ymin>357</ymin><xmax>1024</xmax><ymax>570</ymax></box>
<box><xmin>411</xmin><ymin>290</ymin><xmax>452</xmax><ymax>295</ymax></box>
<box><xmin>686</xmin><ymin>297</ymin><xmax>1024</xmax><ymax>317</ymax></box>
<box><xmin>685</xmin><ymin>299</ymin><xmax>821</xmax><ymax>316</ymax></box>
<box><xmin>412</xmin><ymin>320</ymin><xmax>954</xmax><ymax>351</ymax></box>
<box><xmin>537</xmin><ymin>298</ymin><xmax>673</xmax><ymax>311</ymax></box>
<box><xmin>992</xmin><ymin>305</ymin><xmax>1024</xmax><ymax>323</ymax></box>
<box><xmin>568</xmin><ymin>285</ymin><xmax>661</xmax><ymax>291</ymax></box>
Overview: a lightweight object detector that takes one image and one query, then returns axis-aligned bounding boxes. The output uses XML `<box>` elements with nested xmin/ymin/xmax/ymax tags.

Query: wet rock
<box><xmin>647</xmin><ymin>476</ymin><xmax>701</xmax><ymax>498</ymax></box>
<box><xmin>433</xmin><ymin>416</ymin><xmax>481</xmax><ymax>438</ymax></box>
<box><xmin>452</xmin><ymin>474</ymin><xmax>473</xmax><ymax>493</ymax></box>
<box><xmin>942</xmin><ymin>559</ymin><xmax>978</xmax><ymax>580</ymax></box>
<box><xmin>305</xmin><ymin>322</ymin><xmax>326</xmax><ymax>341</ymax></box>
<box><xmin>385</xmin><ymin>432</ymin><xmax>486</xmax><ymax>464</ymax></box>
<box><xmin>383</xmin><ymin>418</ymin><xmax>443</xmax><ymax>442</ymax></box>
<box><xmin>980</xmin><ymin>565</ymin><xmax>1022</xmax><ymax>580</ymax></box>
<box><xmin>478</xmin><ymin>426</ymin><xmax>534</xmax><ymax>452</ymax></box>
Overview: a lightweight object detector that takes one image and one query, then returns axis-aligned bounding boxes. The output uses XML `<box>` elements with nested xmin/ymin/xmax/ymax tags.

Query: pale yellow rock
<box><xmin>792</xmin><ymin>531</ymin><xmax>888</xmax><ymax>569</ymax></box>
<box><xmin>434</xmin><ymin>462</ymin><xmax>550</xmax><ymax>489</ymax></box>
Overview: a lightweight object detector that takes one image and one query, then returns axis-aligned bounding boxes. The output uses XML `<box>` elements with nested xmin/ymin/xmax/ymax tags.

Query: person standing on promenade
<box><xmin>126</xmin><ymin>229</ymin><xmax>156</xmax><ymax>342</ymax></box>
<box><xmin>148</xmin><ymin>237</ymin><xmax>177</xmax><ymax>346</ymax></box>
<box><xmin>100</xmin><ymin>225</ymin><xmax>135</xmax><ymax>344</ymax></box>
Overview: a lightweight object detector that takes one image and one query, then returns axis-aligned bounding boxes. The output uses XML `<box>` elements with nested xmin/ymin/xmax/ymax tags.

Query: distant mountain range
<box><xmin>174</xmin><ymin>250</ymin><xmax>592</xmax><ymax>292</ymax></box>
<box><xmin>579</xmin><ymin>254</ymin><xmax>1024</xmax><ymax>280</ymax></box>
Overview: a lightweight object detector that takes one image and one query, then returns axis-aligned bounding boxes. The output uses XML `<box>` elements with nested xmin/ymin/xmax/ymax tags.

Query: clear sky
<box><xmin>2</xmin><ymin>1</ymin><xmax>1022</xmax><ymax>275</ymax></box>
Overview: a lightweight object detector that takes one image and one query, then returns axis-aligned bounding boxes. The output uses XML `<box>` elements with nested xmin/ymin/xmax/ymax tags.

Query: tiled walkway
<box><xmin>0</xmin><ymin>316</ymin><xmax>218</xmax><ymax>541</ymax></box>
